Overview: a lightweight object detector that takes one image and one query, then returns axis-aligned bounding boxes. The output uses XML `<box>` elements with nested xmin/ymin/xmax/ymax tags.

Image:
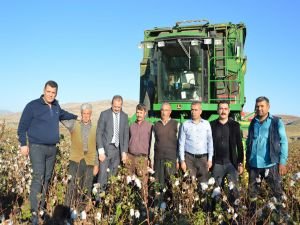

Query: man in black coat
<box><xmin>210</xmin><ymin>101</ymin><xmax>244</xmax><ymax>204</ymax></box>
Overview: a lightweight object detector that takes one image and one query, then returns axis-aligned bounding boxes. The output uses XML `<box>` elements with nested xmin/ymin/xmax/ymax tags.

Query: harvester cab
<box><xmin>138</xmin><ymin>20</ymin><xmax>247</xmax><ymax>125</ymax></box>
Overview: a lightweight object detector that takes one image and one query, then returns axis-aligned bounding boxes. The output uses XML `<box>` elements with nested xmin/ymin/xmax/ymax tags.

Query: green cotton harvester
<box><xmin>137</xmin><ymin>20</ymin><xmax>248</xmax><ymax>129</ymax></box>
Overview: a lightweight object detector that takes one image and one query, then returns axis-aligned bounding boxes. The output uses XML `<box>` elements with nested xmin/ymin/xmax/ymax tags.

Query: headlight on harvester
<box><xmin>146</xmin><ymin>42</ymin><xmax>154</xmax><ymax>49</ymax></box>
<box><xmin>204</xmin><ymin>39</ymin><xmax>212</xmax><ymax>45</ymax></box>
<box><xmin>158</xmin><ymin>41</ymin><xmax>165</xmax><ymax>47</ymax></box>
<box><xmin>191</xmin><ymin>40</ymin><xmax>199</xmax><ymax>46</ymax></box>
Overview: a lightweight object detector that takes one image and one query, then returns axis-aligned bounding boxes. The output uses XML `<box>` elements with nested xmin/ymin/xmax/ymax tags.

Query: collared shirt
<box><xmin>249</xmin><ymin>114</ymin><xmax>288</xmax><ymax>168</ymax></box>
<box><xmin>179</xmin><ymin>119</ymin><xmax>213</xmax><ymax>161</ymax></box>
<box><xmin>111</xmin><ymin>111</ymin><xmax>120</xmax><ymax>144</ymax></box>
<box><xmin>213</xmin><ymin>120</ymin><xmax>231</xmax><ymax>164</ymax></box>
<box><xmin>128</xmin><ymin>120</ymin><xmax>152</xmax><ymax>156</ymax></box>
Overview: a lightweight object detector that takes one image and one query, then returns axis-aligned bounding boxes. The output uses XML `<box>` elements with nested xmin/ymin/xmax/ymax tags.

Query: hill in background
<box><xmin>0</xmin><ymin>100</ymin><xmax>138</xmax><ymax>127</ymax></box>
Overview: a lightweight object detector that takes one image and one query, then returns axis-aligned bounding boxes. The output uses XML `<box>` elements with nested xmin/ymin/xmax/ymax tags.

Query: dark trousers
<box><xmin>248</xmin><ymin>164</ymin><xmax>283</xmax><ymax>200</ymax></box>
<box><xmin>212</xmin><ymin>163</ymin><xmax>239</xmax><ymax>203</ymax></box>
<box><xmin>29</xmin><ymin>143</ymin><xmax>57</xmax><ymax>212</ymax></box>
<box><xmin>185</xmin><ymin>153</ymin><xmax>209</xmax><ymax>183</ymax></box>
<box><xmin>97</xmin><ymin>144</ymin><xmax>120</xmax><ymax>189</ymax></box>
<box><xmin>64</xmin><ymin>159</ymin><xmax>94</xmax><ymax>211</ymax></box>
<box><xmin>154</xmin><ymin>157</ymin><xmax>176</xmax><ymax>188</ymax></box>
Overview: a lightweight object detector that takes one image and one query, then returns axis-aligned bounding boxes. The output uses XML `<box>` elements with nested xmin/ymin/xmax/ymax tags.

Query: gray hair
<box><xmin>161</xmin><ymin>102</ymin><xmax>171</xmax><ymax>110</ymax></box>
<box><xmin>81</xmin><ymin>103</ymin><xmax>92</xmax><ymax>111</ymax></box>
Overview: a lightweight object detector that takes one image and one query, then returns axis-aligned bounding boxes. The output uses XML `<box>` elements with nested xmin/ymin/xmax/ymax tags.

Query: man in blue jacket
<box><xmin>18</xmin><ymin>80</ymin><xmax>77</xmax><ymax>224</ymax></box>
<box><xmin>246</xmin><ymin>96</ymin><xmax>288</xmax><ymax>212</ymax></box>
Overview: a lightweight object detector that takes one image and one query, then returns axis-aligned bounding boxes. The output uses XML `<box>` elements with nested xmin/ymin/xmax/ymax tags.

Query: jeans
<box><xmin>64</xmin><ymin>159</ymin><xmax>94</xmax><ymax>211</ymax></box>
<box><xmin>212</xmin><ymin>163</ymin><xmax>239</xmax><ymax>203</ymax></box>
<box><xmin>29</xmin><ymin>143</ymin><xmax>57</xmax><ymax>212</ymax></box>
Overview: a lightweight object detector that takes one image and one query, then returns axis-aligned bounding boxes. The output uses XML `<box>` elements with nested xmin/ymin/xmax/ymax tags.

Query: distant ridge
<box><xmin>0</xmin><ymin>110</ymin><xmax>13</xmax><ymax>115</ymax></box>
<box><xmin>0</xmin><ymin>99</ymin><xmax>138</xmax><ymax>127</ymax></box>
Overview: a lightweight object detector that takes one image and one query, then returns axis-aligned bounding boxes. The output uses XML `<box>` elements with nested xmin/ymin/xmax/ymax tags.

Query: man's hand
<box><xmin>279</xmin><ymin>164</ymin><xmax>287</xmax><ymax>176</ymax></box>
<box><xmin>176</xmin><ymin>161</ymin><xmax>179</xmax><ymax>170</ymax></box>
<box><xmin>207</xmin><ymin>160</ymin><xmax>212</xmax><ymax>171</ymax></box>
<box><xmin>238</xmin><ymin>165</ymin><xmax>244</xmax><ymax>175</ymax></box>
<box><xmin>98</xmin><ymin>153</ymin><xmax>106</xmax><ymax>162</ymax></box>
<box><xmin>181</xmin><ymin>161</ymin><xmax>187</xmax><ymax>172</ymax></box>
<box><xmin>20</xmin><ymin>146</ymin><xmax>29</xmax><ymax>156</ymax></box>
<box><xmin>93</xmin><ymin>165</ymin><xmax>99</xmax><ymax>176</ymax></box>
<box><xmin>121</xmin><ymin>152</ymin><xmax>127</xmax><ymax>164</ymax></box>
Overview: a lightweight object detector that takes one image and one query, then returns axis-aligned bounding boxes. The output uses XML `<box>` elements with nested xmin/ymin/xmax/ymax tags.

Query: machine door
<box><xmin>155</xmin><ymin>38</ymin><xmax>208</xmax><ymax>102</ymax></box>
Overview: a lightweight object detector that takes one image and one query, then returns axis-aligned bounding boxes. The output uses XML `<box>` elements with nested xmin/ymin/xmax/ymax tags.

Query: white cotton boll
<box><xmin>292</xmin><ymin>172</ymin><xmax>300</xmax><ymax>180</ymax></box>
<box><xmin>208</xmin><ymin>177</ymin><xmax>215</xmax><ymax>186</ymax></box>
<box><xmin>126</xmin><ymin>175</ymin><xmax>132</xmax><ymax>184</ymax></box>
<box><xmin>134</xmin><ymin>210</ymin><xmax>140</xmax><ymax>219</ymax></box>
<box><xmin>228</xmin><ymin>181</ymin><xmax>235</xmax><ymax>190</ymax></box>
<box><xmin>135</xmin><ymin>178</ymin><xmax>142</xmax><ymax>189</ymax></box>
<box><xmin>233</xmin><ymin>213</ymin><xmax>238</xmax><ymax>220</ymax></box>
<box><xmin>80</xmin><ymin>210</ymin><xmax>87</xmax><ymax>220</ymax></box>
<box><xmin>211</xmin><ymin>187</ymin><xmax>221</xmax><ymax>198</ymax></box>
<box><xmin>290</xmin><ymin>180</ymin><xmax>295</xmax><ymax>187</ymax></box>
<box><xmin>95</xmin><ymin>212</ymin><xmax>101</xmax><ymax>221</ymax></box>
<box><xmin>256</xmin><ymin>177</ymin><xmax>261</xmax><ymax>183</ymax></box>
<box><xmin>71</xmin><ymin>209</ymin><xmax>77</xmax><ymax>220</ymax></box>
<box><xmin>174</xmin><ymin>180</ymin><xmax>179</xmax><ymax>186</ymax></box>
<box><xmin>163</xmin><ymin>188</ymin><xmax>167</xmax><ymax>193</ymax></box>
<box><xmin>147</xmin><ymin>167</ymin><xmax>155</xmax><ymax>174</ymax></box>
<box><xmin>268</xmin><ymin>202</ymin><xmax>276</xmax><ymax>211</ymax></box>
<box><xmin>130</xmin><ymin>208</ymin><xmax>134</xmax><ymax>217</ymax></box>
<box><xmin>200</xmin><ymin>182</ymin><xmax>208</xmax><ymax>191</ymax></box>
<box><xmin>106</xmin><ymin>168</ymin><xmax>110</xmax><ymax>173</ymax></box>
<box><xmin>264</xmin><ymin>169</ymin><xmax>269</xmax><ymax>177</ymax></box>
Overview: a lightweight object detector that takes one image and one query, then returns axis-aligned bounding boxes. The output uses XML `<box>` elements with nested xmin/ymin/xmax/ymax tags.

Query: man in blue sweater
<box><xmin>18</xmin><ymin>80</ymin><xmax>77</xmax><ymax>224</ymax></box>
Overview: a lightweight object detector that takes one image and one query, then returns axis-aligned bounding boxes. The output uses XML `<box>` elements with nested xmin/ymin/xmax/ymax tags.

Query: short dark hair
<box><xmin>136</xmin><ymin>103</ymin><xmax>147</xmax><ymax>112</ymax></box>
<box><xmin>255</xmin><ymin>96</ymin><xmax>269</xmax><ymax>104</ymax></box>
<box><xmin>217</xmin><ymin>100</ymin><xmax>230</xmax><ymax>109</ymax></box>
<box><xmin>44</xmin><ymin>80</ymin><xmax>58</xmax><ymax>89</ymax></box>
<box><xmin>111</xmin><ymin>95</ymin><xmax>123</xmax><ymax>104</ymax></box>
<box><xmin>191</xmin><ymin>100</ymin><xmax>202</xmax><ymax>106</ymax></box>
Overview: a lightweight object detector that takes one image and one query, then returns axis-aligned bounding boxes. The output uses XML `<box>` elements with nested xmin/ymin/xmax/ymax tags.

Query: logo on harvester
<box><xmin>177</xmin><ymin>104</ymin><xmax>182</xmax><ymax>109</ymax></box>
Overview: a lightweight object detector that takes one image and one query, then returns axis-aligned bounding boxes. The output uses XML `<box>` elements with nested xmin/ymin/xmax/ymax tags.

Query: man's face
<box><xmin>218</xmin><ymin>103</ymin><xmax>230</xmax><ymax>120</ymax></box>
<box><xmin>255</xmin><ymin>100</ymin><xmax>270</xmax><ymax>118</ymax></box>
<box><xmin>191</xmin><ymin>103</ymin><xmax>202</xmax><ymax>121</ymax></box>
<box><xmin>112</xmin><ymin>99</ymin><xmax>122</xmax><ymax>113</ymax></box>
<box><xmin>43</xmin><ymin>85</ymin><xmax>57</xmax><ymax>104</ymax></box>
<box><xmin>81</xmin><ymin>109</ymin><xmax>92</xmax><ymax>123</ymax></box>
<box><xmin>136</xmin><ymin>109</ymin><xmax>146</xmax><ymax>122</ymax></box>
<box><xmin>161</xmin><ymin>104</ymin><xmax>172</xmax><ymax>121</ymax></box>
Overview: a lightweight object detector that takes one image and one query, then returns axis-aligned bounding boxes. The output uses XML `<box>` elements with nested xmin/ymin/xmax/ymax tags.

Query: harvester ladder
<box><xmin>213</xmin><ymin>26</ymin><xmax>229</xmax><ymax>101</ymax></box>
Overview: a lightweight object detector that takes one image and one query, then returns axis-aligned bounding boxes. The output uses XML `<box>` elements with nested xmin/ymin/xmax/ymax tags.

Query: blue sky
<box><xmin>0</xmin><ymin>1</ymin><xmax>299</xmax><ymax>116</ymax></box>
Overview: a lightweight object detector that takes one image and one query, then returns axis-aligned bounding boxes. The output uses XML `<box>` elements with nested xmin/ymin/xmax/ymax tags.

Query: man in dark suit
<box><xmin>96</xmin><ymin>95</ymin><xmax>129</xmax><ymax>190</ymax></box>
<box><xmin>210</xmin><ymin>101</ymin><xmax>244</xmax><ymax>205</ymax></box>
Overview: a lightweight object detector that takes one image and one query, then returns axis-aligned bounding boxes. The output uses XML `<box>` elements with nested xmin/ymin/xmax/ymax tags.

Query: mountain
<box><xmin>0</xmin><ymin>100</ymin><xmax>138</xmax><ymax>128</ymax></box>
<box><xmin>0</xmin><ymin>110</ymin><xmax>13</xmax><ymax>115</ymax></box>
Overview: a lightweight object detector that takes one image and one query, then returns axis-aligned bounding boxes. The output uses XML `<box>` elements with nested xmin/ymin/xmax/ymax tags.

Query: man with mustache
<box><xmin>125</xmin><ymin>103</ymin><xmax>153</xmax><ymax>204</ymax></box>
<box><xmin>246</xmin><ymin>96</ymin><xmax>288</xmax><ymax>214</ymax></box>
<box><xmin>210</xmin><ymin>101</ymin><xmax>244</xmax><ymax>206</ymax></box>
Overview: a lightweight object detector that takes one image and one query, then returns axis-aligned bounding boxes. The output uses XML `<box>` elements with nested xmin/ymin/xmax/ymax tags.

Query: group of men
<box><xmin>18</xmin><ymin>80</ymin><xmax>288</xmax><ymax>224</ymax></box>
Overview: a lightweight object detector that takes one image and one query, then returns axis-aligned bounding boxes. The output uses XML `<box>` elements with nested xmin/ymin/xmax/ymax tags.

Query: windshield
<box><xmin>154</xmin><ymin>39</ymin><xmax>208</xmax><ymax>102</ymax></box>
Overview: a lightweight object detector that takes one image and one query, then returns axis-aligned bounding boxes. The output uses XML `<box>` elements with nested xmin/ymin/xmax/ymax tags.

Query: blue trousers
<box><xmin>29</xmin><ymin>144</ymin><xmax>57</xmax><ymax>212</ymax></box>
